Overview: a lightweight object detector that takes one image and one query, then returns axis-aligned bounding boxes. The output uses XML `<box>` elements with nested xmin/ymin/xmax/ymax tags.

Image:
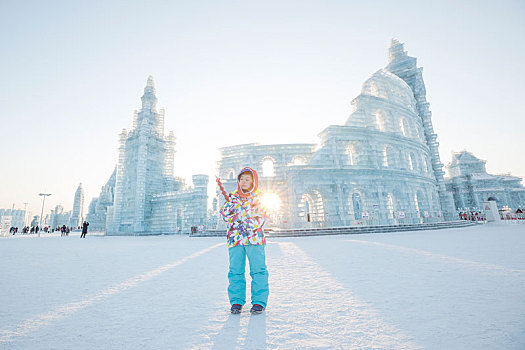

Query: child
<box><xmin>220</xmin><ymin>167</ymin><xmax>269</xmax><ymax>314</ymax></box>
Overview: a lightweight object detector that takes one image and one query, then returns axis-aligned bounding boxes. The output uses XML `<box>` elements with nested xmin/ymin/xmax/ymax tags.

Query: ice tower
<box><xmin>69</xmin><ymin>183</ymin><xmax>84</xmax><ymax>228</ymax></box>
<box><xmin>106</xmin><ymin>76</ymin><xmax>176</xmax><ymax>235</ymax></box>
<box><xmin>386</xmin><ymin>39</ymin><xmax>456</xmax><ymax>219</ymax></box>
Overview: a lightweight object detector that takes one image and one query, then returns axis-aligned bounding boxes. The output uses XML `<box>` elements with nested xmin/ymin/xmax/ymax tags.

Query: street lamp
<box><xmin>38</xmin><ymin>193</ymin><xmax>51</xmax><ymax>237</ymax></box>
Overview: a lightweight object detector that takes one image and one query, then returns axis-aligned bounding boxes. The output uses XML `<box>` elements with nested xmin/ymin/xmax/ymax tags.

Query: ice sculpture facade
<box><xmin>48</xmin><ymin>204</ymin><xmax>71</xmax><ymax>228</ymax></box>
<box><xmin>216</xmin><ymin>40</ymin><xmax>456</xmax><ymax>228</ymax></box>
<box><xmin>86</xmin><ymin>169</ymin><xmax>116</xmax><ymax>231</ymax></box>
<box><xmin>101</xmin><ymin>77</ymin><xmax>207</xmax><ymax>235</ymax></box>
<box><xmin>68</xmin><ymin>183</ymin><xmax>84</xmax><ymax>228</ymax></box>
<box><xmin>149</xmin><ymin>175</ymin><xmax>209</xmax><ymax>233</ymax></box>
<box><xmin>0</xmin><ymin>209</ymin><xmax>26</xmax><ymax>229</ymax></box>
<box><xmin>445</xmin><ymin>151</ymin><xmax>525</xmax><ymax>210</ymax></box>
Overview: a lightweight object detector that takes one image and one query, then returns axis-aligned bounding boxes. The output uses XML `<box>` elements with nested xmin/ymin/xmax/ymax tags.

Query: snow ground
<box><xmin>0</xmin><ymin>223</ymin><xmax>524</xmax><ymax>349</ymax></box>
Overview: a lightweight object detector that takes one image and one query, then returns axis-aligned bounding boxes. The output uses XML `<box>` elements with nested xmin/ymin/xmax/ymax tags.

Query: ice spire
<box><xmin>134</xmin><ymin>75</ymin><xmax>163</xmax><ymax>134</ymax></box>
<box><xmin>140</xmin><ymin>75</ymin><xmax>158</xmax><ymax>113</ymax></box>
<box><xmin>69</xmin><ymin>182</ymin><xmax>85</xmax><ymax>228</ymax></box>
<box><xmin>388</xmin><ymin>38</ymin><xmax>408</xmax><ymax>63</ymax></box>
<box><xmin>147</xmin><ymin>75</ymin><xmax>155</xmax><ymax>87</ymax></box>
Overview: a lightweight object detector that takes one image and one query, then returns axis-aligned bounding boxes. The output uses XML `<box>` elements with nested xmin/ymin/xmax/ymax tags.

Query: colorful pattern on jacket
<box><xmin>220</xmin><ymin>190</ymin><xmax>267</xmax><ymax>247</ymax></box>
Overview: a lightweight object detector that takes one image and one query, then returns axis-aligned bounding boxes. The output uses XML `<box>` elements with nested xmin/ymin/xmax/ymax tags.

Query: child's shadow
<box><xmin>211</xmin><ymin>312</ymin><xmax>242</xmax><ymax>349</ymax></box>
<box><xmin>211</xmin><ymin>312</ymin><xmax>267</xmax><ymax>349</ymax></box>
<box><xmin>244</xmin><ymin>312</ymin><xmax>267</xmax><ymax>349</ymax></box>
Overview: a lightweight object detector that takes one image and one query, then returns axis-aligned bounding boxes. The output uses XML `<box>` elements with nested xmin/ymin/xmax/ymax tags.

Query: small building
<box><xmin>0</xmin><ymin>209</ymin><xmax>27</xmax><ymax>229</ymax></box>
<box><xmin>445</xmin><ymin>150</ymin><xmax>525</xmax><ymax>210</ymax></box>
<box><xmin>48</xmin><ymin>204</ymin><xmax>71</xmax><ymax>228</ymax></box>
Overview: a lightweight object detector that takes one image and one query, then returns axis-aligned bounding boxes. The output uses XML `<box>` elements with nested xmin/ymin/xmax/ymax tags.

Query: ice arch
<box><xmin>261</xmin><ymin>157</ymin><xmax>276</xmax><ymax>177</ymax></box>
<box><xmin>300</xmin><ymin>190</ymin><xmax>325</xmax><ymax>225</ymax></box>
<box><xmin>400</xmin><ymin>118</ymin><xmax>409</xmax><ymax>137</ymax></box>
<box><xmin>351</xmin><ymin>192</ymin><xmax>363</xmax><ymax>220</ymax></box>
<box><xmin>290</xmin><ymin>156</ymin><xmax>307</xmax><ymax>166</ymax></box>
<box><xmin>346</xmin><ymin>144</ymin><xmax>356</xmax><ymax>166</ymax></box>
<box><xmin>375</xmin><ymin>110</ymin><xmax>386</xmax><ymax>131</ymax></box>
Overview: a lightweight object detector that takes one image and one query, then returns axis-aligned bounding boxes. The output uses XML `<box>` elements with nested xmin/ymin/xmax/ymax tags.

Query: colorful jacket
<box><xmin>219</xmin><ymin>167</ymin><xmax>267</xmax><ymax>247</ymax></box>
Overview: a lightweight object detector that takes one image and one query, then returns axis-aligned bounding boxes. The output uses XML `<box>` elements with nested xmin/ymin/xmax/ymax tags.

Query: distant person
<box><xmin>81</xmin><ymin>221</ymin><xmax>89</xmax><ymax>238</ymax></box>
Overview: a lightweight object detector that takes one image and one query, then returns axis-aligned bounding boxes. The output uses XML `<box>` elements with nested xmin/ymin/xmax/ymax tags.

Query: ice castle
<box><xmin>89</xmin><ymin>77</ymin><xmax>208</xmax><ymax>235</ymax></box>
<box><xmin>445</xmin><ymin>151</ymin><xmax>525</xmax><ymax>211</ymax></box>
<box><xmin>216</xmin><ymin>40</ymin><xmax>457</xmax><ymax>228</ymax></box>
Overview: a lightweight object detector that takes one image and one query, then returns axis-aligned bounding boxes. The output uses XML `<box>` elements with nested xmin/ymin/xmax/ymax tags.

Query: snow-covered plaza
<box><xmin>1</xmin><ymin>223</ymin><xmax>524</xmax><ymax>349</ymax></box>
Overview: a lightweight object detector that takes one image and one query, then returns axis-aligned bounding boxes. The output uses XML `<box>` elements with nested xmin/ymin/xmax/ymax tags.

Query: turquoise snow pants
<box><xmin>228</xmin><ymin>244</ymin><xmax>269</xmax><ymax>308</ymax></box>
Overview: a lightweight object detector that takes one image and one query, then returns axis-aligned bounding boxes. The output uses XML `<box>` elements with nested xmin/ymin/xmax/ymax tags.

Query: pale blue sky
<box><xmin>1</xmin><ymin>0</ymin><xmax>524</xmax><ymax>216</ymax></box>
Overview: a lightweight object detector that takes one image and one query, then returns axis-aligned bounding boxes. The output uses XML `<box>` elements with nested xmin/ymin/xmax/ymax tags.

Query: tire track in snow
<box><xmin>345</xmin><ymin>239</ymin><xmax>525</xmax><ymax>278</ymax></box>
<box><xmin>197</xmin><ymin>241</ymin><xmax>421</xmax><ymax>349</ymax></box>
<box><xmin>0</xmin><ymin>242</ymin><xmax>223</xmax><ymax>344</ymax></box>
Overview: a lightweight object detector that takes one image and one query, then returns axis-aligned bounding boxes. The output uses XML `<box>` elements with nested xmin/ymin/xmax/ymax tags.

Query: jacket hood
<box><xmin>237</xmin><ymin>167</ymin><xmax>259</xmax><ymax>198</ymax></box>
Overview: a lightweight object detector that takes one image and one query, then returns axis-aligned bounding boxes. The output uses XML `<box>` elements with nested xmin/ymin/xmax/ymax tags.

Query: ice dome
<box><xmin>360</xmin><ymin>69</ymin><xmax>417</xmax><ymax>111</ymax></box>
<box><xmin>344</xmin><ymin>69</ymin><xmax>421</xmax><ymax>131</ymax></box>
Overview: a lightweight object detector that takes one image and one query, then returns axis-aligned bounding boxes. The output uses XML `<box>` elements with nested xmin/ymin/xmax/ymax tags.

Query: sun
<box><xmin>260</xmin><ymin>192</ymin><xmax>282</xmax><ymax>213</ymax></box>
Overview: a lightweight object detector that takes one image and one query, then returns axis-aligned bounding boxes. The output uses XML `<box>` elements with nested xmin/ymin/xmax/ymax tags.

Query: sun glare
<box><xmin>261</xmin><ymin>192</ymin><xmax>282</xmax><ymax>212</ymax></box>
